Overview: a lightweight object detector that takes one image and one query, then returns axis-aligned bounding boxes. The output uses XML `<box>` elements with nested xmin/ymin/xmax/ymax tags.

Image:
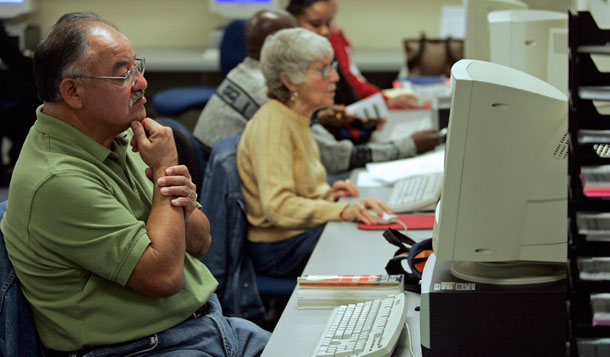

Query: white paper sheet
<box><xmin>345</xmin><ymin>93</ymin><xmax>389</xmax><ymax>119</ymax></box>
<box><xmin>356</xmin><ymin>171</ymin><xmax>390</xmax><ymax>187</ymax></box>
<box><xmin>440</xmin><ymin>5</ymin><xmax>466</xmax><ymax>39</ymax></box>
<box><xmin>365</xmin><ymin>149</ymin><xmax>445</xmax><ymax>184</ymax></box>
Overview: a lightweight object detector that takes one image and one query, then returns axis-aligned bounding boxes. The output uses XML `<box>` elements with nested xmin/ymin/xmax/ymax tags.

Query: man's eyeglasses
<box><xmin>308</xmin><ymin>61</ymin><xmax>338</xmax><ymax>78</ymax></box>
<box><xmin>69</xmin><ymin>57</ymin><xmax>145</xmax><ymax>88</ymax></box>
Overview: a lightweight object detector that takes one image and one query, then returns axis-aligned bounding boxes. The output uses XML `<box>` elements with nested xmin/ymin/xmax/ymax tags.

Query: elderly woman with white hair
<box><xmin>237</xmin><ymin>28</ymin><xmax>392</xmax><ymax>279</ymax></box>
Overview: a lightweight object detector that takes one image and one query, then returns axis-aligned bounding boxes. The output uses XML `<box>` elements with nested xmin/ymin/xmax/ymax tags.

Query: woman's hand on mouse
<box><xmin>340</xmin><ymin>197</ymin><xmax>393</xmax><ymax>225</ymax></box>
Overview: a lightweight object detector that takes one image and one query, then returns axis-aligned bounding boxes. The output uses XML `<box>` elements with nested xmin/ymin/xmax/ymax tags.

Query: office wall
<box><xmin>28</xmin><ymin>0</ymin><xmax>225</xmax><ymax>49</ymax></box>
<box><xmin>329</xmin><ymin>0</ymin><xmax>462</xmax><ymax>48</ymax></box>
<box><xmin>27</xmin><ymin>0</ymin><xmax>465</xmax><ymax>50</ymax></box>
<box><xmin>25</xmin><ymin>0</ymin><xmax>571</xmax><ymax>50</ymax></box>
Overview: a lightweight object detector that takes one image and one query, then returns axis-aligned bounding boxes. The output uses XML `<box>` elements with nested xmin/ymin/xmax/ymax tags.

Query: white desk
<box><xmin>137</xmin><ymin>47</ymin><xmax>404</xmax><ymax>73</ymax></box>
<box><xmin>261</xmin><ymin>185</ymin><xmax>430</xmax><ymax>357</ymax></box>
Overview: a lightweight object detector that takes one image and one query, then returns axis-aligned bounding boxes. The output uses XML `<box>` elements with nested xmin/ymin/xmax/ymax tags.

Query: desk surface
<box><xmin>261</xmin><ymin>184</ymin><xmax>429</xmax><ymax>357</ymax></box>
<box><xmin>137</xmin><ymin>47</ymin><xmax>405</xmax><ymax>73</ymax></box>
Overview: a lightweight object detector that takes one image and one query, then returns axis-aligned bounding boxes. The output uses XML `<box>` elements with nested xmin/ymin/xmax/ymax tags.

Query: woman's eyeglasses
<box><xmin>308</xmin><ymin>61</ymin><xmax>338</xmax><ymax>78</ymax></box>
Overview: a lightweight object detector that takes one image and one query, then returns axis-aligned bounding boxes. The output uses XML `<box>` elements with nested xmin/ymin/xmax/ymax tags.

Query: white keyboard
<box><xmin>311</xmin><ymin>293</ymin><xmax>408</xmax><ymax>357</ymax></box>
<box><xmin>387</xmin><ymin>172</ymin><xmax>443</xmax><ymax>213</ymax></box>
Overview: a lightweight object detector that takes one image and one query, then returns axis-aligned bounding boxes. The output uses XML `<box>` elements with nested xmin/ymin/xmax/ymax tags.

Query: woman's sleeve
<box><xmin>329</xmin><ymin>30</ymin><xmax>382</xmax><ymax>100</ymax></box>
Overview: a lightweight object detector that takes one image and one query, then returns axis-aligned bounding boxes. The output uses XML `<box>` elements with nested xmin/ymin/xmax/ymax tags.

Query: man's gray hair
<box><xmin>260</xmin><ymin>27</ymin><xmax>333</xmax><ymax>103</ymax></box>
<box><xmin>33</xmin><ymin>12</ymin><xmax>117</xmax><ymax>102</ymax></box>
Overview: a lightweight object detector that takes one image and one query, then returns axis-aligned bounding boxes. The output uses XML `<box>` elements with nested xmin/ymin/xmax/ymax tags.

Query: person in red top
<box><xmin>287</xmin><ymin>0</ymin><xmax>440</xmax><ymax>147</ymax></box>
<box><xmin>327</xmin><ymin>0</ymin><xmax>418</xmax><ymax>109</ymax></box>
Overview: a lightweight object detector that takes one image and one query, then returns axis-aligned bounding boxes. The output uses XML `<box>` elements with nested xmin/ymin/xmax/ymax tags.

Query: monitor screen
<box><xmin>0</xmin><ymin>0</ymin><xmax>36</xmax><ymax>19</ymax></box>
<box><xmin>464</xmin><ymin>0</ymin><xmax>527</xmax><ymax>61</ymax></box>
<box><xmin>432</xmin><ymin>59</ymin><xmax>568</xmax><ymax>285</ymax></box>
<box><xmin>209</xmin><ymin>0</ymin><xmax>278</xmax><ymax>18</ymax></box>
<box><xmin>488</xmin><ymin>10</ymin><xmax>567</xmax><ymax>89</ymax></box>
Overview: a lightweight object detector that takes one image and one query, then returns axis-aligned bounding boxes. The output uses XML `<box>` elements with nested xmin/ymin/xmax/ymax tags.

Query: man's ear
<box><xmin>58</xmin><ymin>78</ymin><xmax>83</xmax><ymax>109</ymax></box>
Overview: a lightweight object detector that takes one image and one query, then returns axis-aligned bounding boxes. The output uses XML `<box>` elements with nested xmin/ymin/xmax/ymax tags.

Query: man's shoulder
<box><xmin>227</xmin><ymin>60</ymin><xmax>267</xmax><ymax>100</ymax></box>
<box><xmin>9</xmin><ymin>135</ymin><xmax>108</xmax><ymax>205</ymax></box>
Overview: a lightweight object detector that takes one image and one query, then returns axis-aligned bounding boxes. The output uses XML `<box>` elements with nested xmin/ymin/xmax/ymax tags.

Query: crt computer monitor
<box><xmin>464</xmin><ymin>0</ymin><xmax>527</xmax><ymax>61</ymax></box>
<box><xmin>209</xmin><ymin>0</ymin><xmax>279</xmax><ymax>18</ymax></box>
<box><xmin>0</xmin><ymin>0</ymin><xmax>36</xmax><ymax>19</ymax></box>
<box><xmin>488</xmin><ymin>10</ymin><xmax>567</xmax><ymax>90</ymax></box>
<box><xmin>432</xmin><ymin>59</ymin><xmax>568</xmax><ymax>285</ymax></box>
<box><xmin>546</xmin><ymin>27</ymin><xmax>568</xmax><ymax>95</ymax></box>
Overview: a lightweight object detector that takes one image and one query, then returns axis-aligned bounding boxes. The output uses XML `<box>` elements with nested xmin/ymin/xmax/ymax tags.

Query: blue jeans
<box><xmin>248</xmin><ymin>226</ymin><xmax>325</xmax><ymax>279</ymax></box>
<box><xmin>73</xmin><ymin>294</ymin><xmax>270</xmax><ymax>356</ymax></box>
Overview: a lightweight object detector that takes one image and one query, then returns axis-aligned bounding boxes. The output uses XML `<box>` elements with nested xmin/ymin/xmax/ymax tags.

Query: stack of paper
<box><xmin>580</xmin><ymin>166</ymin><xmax>610</xmax><ymax>197</ymax></box>
<box><xmin>578</xmin><ymin>257</ymin><xmax>610</xmax><ymax>281</ymax></box>
<box><xmin>591</xmin><ymin>293</ymin><xmax>610</xmax><ymax>326</ymax></box>
<box><xmin>576</xmin><ymin>212</ymin><xmax>610</xmax><ymax>242</ymax></box>
<box><xmin>295</xmin><ymin>274</ymin><xmax>404</xmax><ymax>310</ymax></box>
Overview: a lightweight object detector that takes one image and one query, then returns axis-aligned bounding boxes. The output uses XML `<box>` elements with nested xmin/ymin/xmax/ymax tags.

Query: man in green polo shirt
<box><xmin>0</xmin><ymin>12</ymin><xmax>270</xmax><ymax>356</ymax></box>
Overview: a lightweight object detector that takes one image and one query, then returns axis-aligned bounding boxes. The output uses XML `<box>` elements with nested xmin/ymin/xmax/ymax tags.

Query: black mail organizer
<box><xmin>568</xmin><ymin>10</ymin><xmax>610</xmax><ymax>356</ymax></box>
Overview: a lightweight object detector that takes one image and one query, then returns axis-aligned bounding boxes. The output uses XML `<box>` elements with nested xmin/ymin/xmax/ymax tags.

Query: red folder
<box><xmin>357</xmin><ymin>214</ymin><xmax>435</xmax><ymax>230</ymax></box>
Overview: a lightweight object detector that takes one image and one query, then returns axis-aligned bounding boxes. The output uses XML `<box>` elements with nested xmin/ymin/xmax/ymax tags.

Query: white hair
<box><xmin>260</xmin><ymin>27</ymin><xmax>333</xmax><ymax>103</ymax></box>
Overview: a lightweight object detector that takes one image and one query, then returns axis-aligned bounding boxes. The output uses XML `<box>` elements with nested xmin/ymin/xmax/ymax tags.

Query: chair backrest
<box><xmin>199</xmin><ymin>136</ymin><xmax>297</xmax><ymax>321</ymax></box>
<box><xmin>220</xmin><ymin>19</ymin><xmax>248</xmax><ymax>75</ymax></box>
<box><xmin>0</xmin><ymin>201</ymin><xmax>41</xmax><ymax>356</ymax></box>
<box><xmin>156</xmin><ymin>118</ymin><xmax>208</xmax><ymax>195</ymax></box>
<box><xmin>199</xmin><ymin>135</ymin><xmax>266</xmax><ymax>320</ymax></box>
<box><xmin>151</xmin><ymin>86</ymin><xmax>216</xmax><ymax>117</ymax></box>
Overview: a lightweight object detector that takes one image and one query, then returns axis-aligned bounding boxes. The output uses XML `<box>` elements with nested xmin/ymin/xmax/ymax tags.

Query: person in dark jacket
<box><xmin>0</xmin><ymin>19</ymin><xmax>40</xmax><ymax>183</ymax></box>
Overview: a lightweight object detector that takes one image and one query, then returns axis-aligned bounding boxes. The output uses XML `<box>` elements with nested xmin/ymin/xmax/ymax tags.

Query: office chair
<box><xmin>152</xmin><ymin>86</ymin><xmax>217</xmax><ymax>117</ymax></box>
<box><xmin>219</xmin><ymin>18</ymin><xmax>248</xmax><ymax>75</ymax></box>
<box><xmin>0</xmin><ymin>200</ymin><xmax>42</xmax><ymax>356</ymax></box>
<box><xmin>151</xmin><ymin>19</ymin><xmax>248</xmax><ymax>118</ymax></box>
<box><xmin>199</xmin><ymin>135</ymin><xmax>295</xmax><ymax>324</ymax></box>
<box><xmin>155</xmin><ymin>118</ymin><xmax>210</xmax><ymax>196</ymax></box>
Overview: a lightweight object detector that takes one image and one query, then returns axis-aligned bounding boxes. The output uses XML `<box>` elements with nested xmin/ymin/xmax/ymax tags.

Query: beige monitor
<box><xmin>208</xmin><ymin>0</ymin><xmax>279</xmax><ymax>18</ymax></box>
<box><xmin>546</xmin><ymin>27</ymin><xmax>568</xmax><ymax>95</ymax></box>
<box><xmin>0</xmin><ymin>0</ymin><xmax>37</xmax><ymax>19</ymax></box>
<box><xmin>464</xmin><ymin>0</ymin><xmax>527</xmax><ymax>61</ymax></box>
<box><xmin>488</xmin><ymin>10</ymin><xmax>567</xmax><ymax>89</ymax></box>
<box><xmin>433</xmin><ymin>59</ymin><xmax>568</xmax><ymax>285</ymax></box>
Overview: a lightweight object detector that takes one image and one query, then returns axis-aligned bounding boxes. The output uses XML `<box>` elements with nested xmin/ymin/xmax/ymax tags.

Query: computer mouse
<box><xmin>368</xmin><ymin>209</ymin><xmax>398</xmax><ymax>224</ymax></box>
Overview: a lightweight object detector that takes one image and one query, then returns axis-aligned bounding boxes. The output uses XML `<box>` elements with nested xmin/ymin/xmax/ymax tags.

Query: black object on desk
<box><xmin>420</xmin><ymin>256</ymin><xmax>567</xmax><ymax>356</ymax></box>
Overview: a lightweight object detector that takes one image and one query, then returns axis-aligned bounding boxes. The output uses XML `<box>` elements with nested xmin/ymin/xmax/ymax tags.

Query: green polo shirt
<box><xmin>0</xmin><ymin>106</ymin><xmax>218</xmax><ymax>351</ymax></box>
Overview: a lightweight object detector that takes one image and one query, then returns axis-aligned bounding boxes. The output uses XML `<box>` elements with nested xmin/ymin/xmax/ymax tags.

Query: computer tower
<box><xmin>420</xmin><ymin>254</ymin><xmax>567</xmax><ymax>356</ymax></box>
